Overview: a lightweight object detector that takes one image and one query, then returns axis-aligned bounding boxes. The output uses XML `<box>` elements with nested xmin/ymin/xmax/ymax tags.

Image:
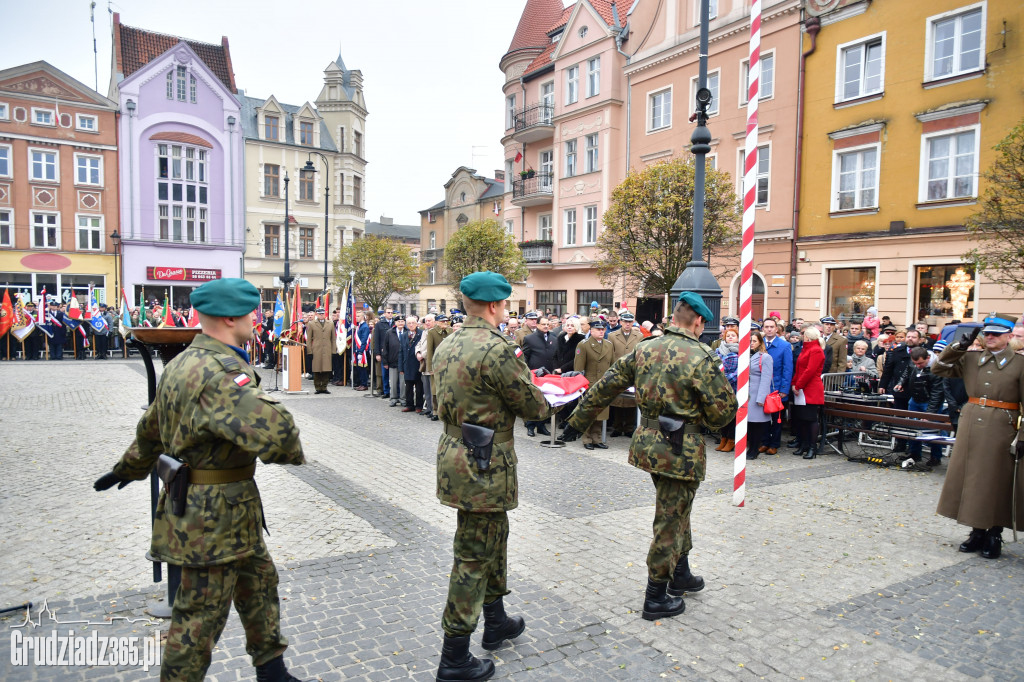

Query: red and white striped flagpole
<box><xmin>734</xmin><ymin>0</ymin><xmax>761</xmax><ymax>507</ymax></box>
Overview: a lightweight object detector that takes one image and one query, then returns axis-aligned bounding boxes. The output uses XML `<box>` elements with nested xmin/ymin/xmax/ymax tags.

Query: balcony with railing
<box><xmin>421</xmin><ymin>248</ymin><xmax>444</xmax><ymax>262</ymax></box>
<box><xmin>512</xmin><ymin>103</ymin><xmax>555</xmax><ymax>143</ymax></box>
<box><xmin>511</xmin><ymin>172</ymin><xmax>554</xmax><ymax>207</ymax></box>
<box><xmin>518</xmin><ymin>240</ymin><xmax>553</xmax><ymax>265</ymax></box>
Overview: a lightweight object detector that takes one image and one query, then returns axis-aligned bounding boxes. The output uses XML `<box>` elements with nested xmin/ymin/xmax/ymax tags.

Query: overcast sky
<box><xmin>0</xmin><ymin>0</ymin><xmax>548</xmax><ymax>227</ymax></box>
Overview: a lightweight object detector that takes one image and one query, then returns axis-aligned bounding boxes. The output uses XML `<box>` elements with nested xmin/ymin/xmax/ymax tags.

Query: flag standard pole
<box><xmin>734</xmin><ymin>0</ymin><xmax>761</xmax><ymax>508</ymax></box>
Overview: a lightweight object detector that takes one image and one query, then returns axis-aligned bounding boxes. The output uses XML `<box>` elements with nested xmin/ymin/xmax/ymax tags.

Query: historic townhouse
<box><xmin>241</xmin><ymin>55</ymin><xmax>368</xmax><ymax>306</ymax></box>
<box><xmin>795</xmin><ymin>0</ymin><xmax>1022</xmax><ymax>330</ymax></box>
<box><xmin>624</xmin><ymin>0</ymin><xmax>802</xmax><ymax>321</ymax></box>
<box><xmin>0</xmin><ymin>62</ymin><xmax>119</xmax><ymax>304</ymax></box>
<box><xmin>110</xmin><ymin>14</ymin><xmax>244</xmax><ymax>308</ymax></box>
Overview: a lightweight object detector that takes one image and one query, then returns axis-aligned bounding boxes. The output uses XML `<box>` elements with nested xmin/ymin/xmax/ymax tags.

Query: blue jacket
<box><xmin>763</xmin><ymin>334</ymin><xmax>794</xmax><ymax>399</ymax></box>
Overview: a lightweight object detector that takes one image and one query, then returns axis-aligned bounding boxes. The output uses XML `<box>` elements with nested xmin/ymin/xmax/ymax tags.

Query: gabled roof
<box><xmin>523</xmin><ymin>1</ymin><xmax>635</xmax><ymax>79</ymax></box>
<box><xmin>364</xmin><ymin>219</ymin><xmax>420</xmax><ymax>241</ymax></box>
<box><xmin>112</xmin><ymin>13</ymin><xmax>236</xmax><ymax>93</ymax></box>
<box><xmin>506</xmin><ymin>0</ymin><xmax>567</xmax><ymax>55</ymax></box>
<box><xmin>239</xmin><ymin>95</ymin><xmax>338</xmax><ymax>152</ymax></box>
<box><xmin>0</xmin><ymin>61</ymin><xmax>115</xmax><ymax>109</ymax></box>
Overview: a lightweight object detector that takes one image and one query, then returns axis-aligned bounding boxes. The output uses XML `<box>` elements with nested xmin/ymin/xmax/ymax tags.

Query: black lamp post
<box><xmin>300</xmin><ymin>152</ymin><xmax>331</xmax><ymax>296</ymax></box>
<box><xmin>110</xmin><ymin>229</ymin><xmax>121</xmax><ymax>306</ymax></box>
<box><xmin>670</xmin><ymin>0</ymin><xmax>722</xmax><ymax>343</ymax></box>
<box><xmin>282</xmin><ymin>173</ymin><xmax>293</xmax><ymax>296</ymax></box>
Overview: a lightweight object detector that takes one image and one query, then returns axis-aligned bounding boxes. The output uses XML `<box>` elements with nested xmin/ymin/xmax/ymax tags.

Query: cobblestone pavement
<box><xmin>2</xmin><ymin>359</ymin><xmax>1023</xmax><ymax>681</ymax></box>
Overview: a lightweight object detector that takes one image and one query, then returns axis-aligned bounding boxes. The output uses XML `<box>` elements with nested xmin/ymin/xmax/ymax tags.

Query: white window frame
<box><xmin>740</xmin><ymin>50</ymin><xmax>776</xmax><ymax>105</ymax></box>
<box><xmin>75</xmin><ymin>113</ymin><xmax>98</xmax><ymax>132</ymax></box>
<box><xmin>648</xmin><ymin>87</ymin><xmax>672</xmax><ymax>132</ymax></box>
<box><xmin>0</xmin><ymin>102</ymin><xmax>9</xmax><ymax>120</ymax></box>
<box><xmin>30</xmin><ymin>211</ymin><xmax>60</xmax><ymax>249</ymax></box>
<box><xmin>918</xmin><ymin>124</ymin><xmax>981</xmax><ymax>203</ymax></box>
<box><xmin>738</xmin><ymin>144</ymin><xmax>772</xmax><ymax>209</ymax></box>
<box><xmin>0</xmin><ymin>143</ymin><xmax>11</xmax><ymax>178</ymax></box>
<box><xmin>31</xmin><ymin>107</ymin><xmax>55</xmax><ymax>127</ymax></box>
<box><xmin>427</xmin><ymin>264</ymin><xmax>436</xmax><ymax>285</ymax></box>
<box><xmin>76</xmin><ymin>214</ymin><xmax>104</xmax><ymax>251</ymax></box>
<box><xmin>506</xmin><ymin>94</ymin><xmax>516</xmax><ymax>130</ymax></box>
<box><xmin>566</xmin><ymin>65</ymin><xmax>579</xmax><ymax>105</ymax></box>
<box><xmin>584</xmin><ymin>134</ymin><xmax>599</xmax><ymax>173</ymax></box>
<box><xmin>539</xmin><ymin>213</ymin><xmax>552</xmax><ymax>241</ymax></box>
<box><xmin>584</xmin><ymin>205</ymin><xmax>598</xmax><ymax>245</ymax></box>
<box><xmin>835</xmin><ymin>33</ymin><xmax>886</xmax><ymax>103</ymax></box>
<box><xmin>29</xmin><ymin>147</ymin><xmax>59</xmax><ymax>182</ymax></box>
<box><xmin>0</xmin><ymin>208</ymin><xmax>13</xmax><ymax>247</ymax></box>
<box><xmin>564</xmin><ymin>207</ymin><xmax>577</xmax><ymax>246</ymax></box>
<box><xmin>695</xmin><ymin>0</ymin><xmax>719</xmax><ymax>22</ymax></box>
<box><xmin>924</xmin><ymin>2</ymin><xmax>986</xmax><ymax>83</ymax></box>
<box><xmin>541</xmin><ymin>81</ymin><xmax>555</xmax><ymax>123</ymax></box>
<box><xmin>504</xmin><ymin>219</ymin><xmax>514</xmax><ymax>235</ymax></box>
<box><xmin>830</xmin><ymin>142</ymin><xmax>881</xmax><ymax>212</ymax></box>
<box><xmin>429</xmin><ymin>231</ymin><xmax>436</xmax><ymax>249</ymax></box>
<box><xmin>691</xmin><ymin>70</ymin><xmax>720</xmax><ymax>117</ymax></box>
<box><xmin>74</xmin><ymin>153</ymin><xmax>103</xmax><ymax>186</ymax></box>
<box><xmin>540</xmin><ymin>149</ymin><xmax>554</xmax><ymax>188</ymax></box>
<box><xmin>586</xmin><ymin>57</ymin><xmax>600</xmax><ymax>98</ymax></box>
<box><xmin>565</xmin><ymin>139</ymin><xmax>577</xmax><ymax>178</ymax></box>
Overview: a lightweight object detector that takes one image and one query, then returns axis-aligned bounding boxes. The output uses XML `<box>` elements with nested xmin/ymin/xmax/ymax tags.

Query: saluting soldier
<box><xmin>432</xmin><ymin>271</ymin><xmax>552</xmax><ymax>682</ymax></box>
<box><xmin>608</xmin><ymin>311</ymin><xmax>644</xmax><ymax>436</ymax></box>
<box><xmin>306</xmin><ymin>306</ymin><xmax>335</xmax><ymax>394</ymax></box>
<box><xmin>93</xmin><ymin>278</ymin><xmax>305</xmax><ymax>682</ymax></box>
<box><xmin>424</xmin><ymin>313</ymin><xmax>451</xmax><ymax>422</ymax></box>
<box><xmin>573</xmin><ymin>318</ymin><xmax>614</xmax><ymax>449</ymax></box>
<box><xmin>562</xmin><ymin>292</ymin><xmax>737</xmax><ymax>621</ymax></box>
<box><xmin>932</xmin><ymin>314</ymin><xmax>1024</xmax><ymax>559</ymax></box>
<box><xmin>820</xmin><ymin>316</ymin><xmax>847</xmax><ymax>375</ymax></box>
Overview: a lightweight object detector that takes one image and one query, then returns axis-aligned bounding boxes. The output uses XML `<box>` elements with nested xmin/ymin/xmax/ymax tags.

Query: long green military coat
<box><xmin>433</xmin><ymin>316</ymin><xmax>552</xmax><ymax>512</ymax></box>
<box><xmin>574</xmin><ymin>336</ymin><xmax>614</xmax><ymax>421</ymax></box>
<box><xmin>933</xmin><ymin>343</ymin><xmax>1024</xmax><ymax>530</ymax></box>
<box><xmin>305</xmin><ymin>319</ymin><xmax>335</xmax><ymax>373</ymax></box>
<box><xmin>568</xmin><ymin>326</ymin><xmax>737</xmax><ymax>481</ymax></box>
<box><xmin>608</xmin><ymin>327</ymin><xmax>645</xmax><ymax>408</ymax></box>
<box><xmin>114</xmin><ymin>334</ymin><xmax>305</xmax><ymax>567</ymax></box>
<box><xmin>424</xmin><ymin>325</ymin><xmax>450</xmax><ymax>375</ymax></box>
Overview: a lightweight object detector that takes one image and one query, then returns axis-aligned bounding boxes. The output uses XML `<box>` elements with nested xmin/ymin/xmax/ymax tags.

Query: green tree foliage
<box><xmin>443</xmin><ymin>219</ymin><xmax>528</xmax><ymax>299</ymax></box>
<box><xmin>597</xmin><ymin>158</ymin><xmax>741</xmax><ymax>297</ymax></box>
<box><xmin>965</xmin><ymin>119</ymin><xmax>1024</xmax><ymax>293</ymax></box>
<box><xmin>333</xmin><ymin>235</ymin><xmax>420</xmax><ymax>313</ymax></box>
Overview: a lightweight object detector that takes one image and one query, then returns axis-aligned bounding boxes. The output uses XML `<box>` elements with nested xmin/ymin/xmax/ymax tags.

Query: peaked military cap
<box><xmin>435</xmin><ymin>313</ymin><xmax>448</xmax><ymax>322</ymax></box>
<box><xmin>722</xmin><ymin>316</ymin><xmax>740</xmax><ymax>326</ymax></box>
<box><xmin>619</xmin><ymin>312</ymin><xmax>635</xmax><ymax>322</ymax></box>
<box><xmin>819</xmin><ymin>315</ymin><xmax>837</xmax><ymax>324</ymax></box>
<box><xmin>394</xmin><ymin>314</ymin><xmax>406</xmax><ymax>321</ymax></box>
<box><xmin>315</xmin><ymin>307</ymin><xmax>326</xmax><ymax>314</ymax></box>
<box><xmin>590</xmin><ymin>319</ymin><xmax>606</xmax><ymax>329</ymax></box>
<box><xmin>460</xmin><ymin>270</ymin><xmax>512</xmax><ymax>302</ymax></box>
<box><xmin>524</xmin><ymin>311</ymin><xmax>540</xmax><ymax>320</ymax></box>
<box><xmin>750</xmin><ymin>321</ymin><xmax>762</xmax><ymax>331</ymax></box>
<box><xmin>676</xmin><ymin>291</ymin><xmax>714</xmax><ymax>323</ymax></box>
<box><xmin>982</xmin><ymin>313</ymin><xmax>1017</xmax><ymax>334</ymax></box>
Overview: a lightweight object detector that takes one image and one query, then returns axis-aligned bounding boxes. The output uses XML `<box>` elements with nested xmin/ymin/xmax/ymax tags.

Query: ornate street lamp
<box><xmin>300</xmin><ymin>152</ymin><xmax>331</xmax><ymax>295</ymax></box>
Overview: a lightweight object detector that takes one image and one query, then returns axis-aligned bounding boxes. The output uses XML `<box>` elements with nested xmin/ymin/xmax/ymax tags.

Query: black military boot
<box><xmin>667</xmin><ymin>555</ymin><xmax>705</xmax><ymax>597</ymax></box>
<box><xmin>981</xmin><ymin>528</ymin><xmax>1003</xmax><ymax>559</ymax></box>
<box><xmin>481</xmin><ymin>597</ymin><xmax>526</xmax><ymax>650</ymax></box>
<box><xmin>436</xmin><ymin>634</ymin><xmax>494</xmax><ymax>682</ymax></box>
<box><xmin>958</xmin><ymin>528</ymin><xmax>986</xmax><ymax>553</ymax></box>
<box><xmin>255</xmin><ymin>655</ymin><xmax>302</xmax><ymax>682</ymax></box>
<box><xmin>641</xmin><ymin>578</ymin><xmax>685</xmax><ymax>621</ymax></box>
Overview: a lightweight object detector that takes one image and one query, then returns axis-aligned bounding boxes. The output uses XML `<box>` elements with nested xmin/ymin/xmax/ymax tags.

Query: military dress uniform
<box><xmin>306</xmin><ymin>309</ymin><xmax>335</xmax><ymax>394</ymax></box>
<box><xmin>567</xmin><ymin>292</ymin><xmax>737</xmax><ymax>620</ymax></box>
<box><xmin>607</xmin><ymin>313</ymin><xmax>644</xmax><ymax>435</ymax></box>
<box><xmin>433</xmin><ymin>272</ymin><xmax>552</xmax><ymax>681</ymax></box>
<box><xmin>424</xmin><ymin>315</ymin><xmax>451</xmax><ymax>421</ymax></box>
<box><xmin>573</xmin><ymin>320</ymin><xmax>614</xmax><ymax>448</ymax></box>
<box><xmin>95</xmin><ymin>278</ymin><xmax>305</xmax><ymax>682</ymax></box>
<box><xmin>514</xmin><ymin>312</ymin><xmax>538</xmax><ymax>347</ymax></box>
<box><xmin>932</xmin><ymin>314</ymin><xmax>1024</xmax><ymax>559</ymax></box>
<box><xmin>821</xmin><ymin>317</ymin><xmax>847</xmax><ymax>375</ymax></box>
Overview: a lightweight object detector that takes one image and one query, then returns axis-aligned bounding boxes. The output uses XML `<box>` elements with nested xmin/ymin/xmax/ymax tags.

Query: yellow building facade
<box><xmin>796</xmin><ymin>0</ymin><xmax>1022</xmax><ymax>331</ymax></box>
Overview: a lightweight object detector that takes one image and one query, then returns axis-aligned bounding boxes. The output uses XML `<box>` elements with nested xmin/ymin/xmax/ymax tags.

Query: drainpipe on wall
<box><xmin>789</xmin><ymin>13</ymin><xmax>820</xmax><ymax>319</ymax></box>
<box><xmin>227</xmin><ymin>115</ymin><xmax>238</xmax><ymax>277</ymax></box>
<box><xmin>614</xmin><ymin>11</ymin><xmax>631</xmax><ymax>175</ymax></box>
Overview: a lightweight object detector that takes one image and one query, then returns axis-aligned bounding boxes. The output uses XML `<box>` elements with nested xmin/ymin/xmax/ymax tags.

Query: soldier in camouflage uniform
<box><xmin>563</xmin><ymin>291</ymin><xmax>737</xmax><ymax>621</ymax></box>
<box><xmin>432</xmin><ymin>271</ymin><xmax>552</xmax><ymax>682</ymax></box>
<box><xmin>94</xmin><ymin>278</ymin><xmax>305</xmax><ymax>682</ymax></box>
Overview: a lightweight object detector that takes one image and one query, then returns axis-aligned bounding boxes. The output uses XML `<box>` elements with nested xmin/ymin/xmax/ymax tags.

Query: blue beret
<box><xmin>459</xmin><ymin>271</ymin><xmax>512</xmax><ymax>302</ymax></box>
<box><xmin>190</xmin><ymin>278</ymin><xmax>261</xmax><ymax>317</ymax></box>
<box><xmin>676</xmin><ymin>291</ymin><xmax>714</xmax><ymax>323</ymax></box>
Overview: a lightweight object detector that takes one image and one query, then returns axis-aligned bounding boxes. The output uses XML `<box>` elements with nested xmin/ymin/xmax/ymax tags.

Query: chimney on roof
<box><xmin>348</xmin><ymin>69</ymin><xmax>363</xmax><ymax>90</ymax></box>
<box><xmin>495</xmin><ymin>170</ymin><xmax>505</xmax><ymax>182</ymax></box>
<box><xmin>379</xmin><ymin>216</ymin><xmax>394</xmax><ymax>225</ymax></box>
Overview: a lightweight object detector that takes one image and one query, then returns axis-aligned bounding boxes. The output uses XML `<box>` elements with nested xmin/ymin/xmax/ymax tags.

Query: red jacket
<box><xmin>792</xmin><ymin>341</ymin><xmax>826</xmax><ymax>405</ymax></box>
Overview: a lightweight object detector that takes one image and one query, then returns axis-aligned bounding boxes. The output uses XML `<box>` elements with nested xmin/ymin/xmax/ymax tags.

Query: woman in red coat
<box><xmin>791</xmin><ymin>325</ymin><xmax>826</xmax><ymax>459</ymax></box>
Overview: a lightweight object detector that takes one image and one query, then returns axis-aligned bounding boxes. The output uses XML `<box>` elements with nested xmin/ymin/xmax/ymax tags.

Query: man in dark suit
<box><xmin>400</xmin><ymin>316</ymin><xmax>423</xmax><ymax>412</ymax></box>
<box><xmin>522</xmin><ymin>316</ymin><xmax>557</xmax><ymax>436</ymax></box>
<box><xmin>373</xmin><ymin>308</ymin><xmax>393</xmax><ymax>397</ymax></box>
<box><xmin>382</xmin><ymin>315</ymin><xmax>405</xmax><ymax>406</ymax></box>
<box><xmin>880</xmin><ymin>328</ymin><xmax>923</xmax><ymax>453</ymax></box>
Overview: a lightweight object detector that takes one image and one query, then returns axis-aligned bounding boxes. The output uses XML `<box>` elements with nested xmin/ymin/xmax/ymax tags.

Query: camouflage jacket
<box><xmin>568</xmin><ymin>326</ymin><xmax>737</xmax><ymax>481</ymax></box>
<box><xmin>113</xmin><ymin>334</ymin><xmax>305</xmax><ymax>567</ymax></box>
<box><xmin>433</xmin><ymin>316</ymin><xmax>552</xmax><ymax>512</ymax></box>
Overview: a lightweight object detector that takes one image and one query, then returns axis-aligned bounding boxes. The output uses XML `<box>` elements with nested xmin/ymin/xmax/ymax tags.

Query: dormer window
<box><xmin>265</xmin><ymin>115</ymin><xmax>279</xmax><ymax>141</ymax></box>
<box><xmin>166</xmin><ymin>66</ymin><xmax>193</xmax><ymax>103</ymax></box>
<box><xmin>300</xmin><ymin>120</ymin><xmax>314</xmax><ymax>146</ymax></box>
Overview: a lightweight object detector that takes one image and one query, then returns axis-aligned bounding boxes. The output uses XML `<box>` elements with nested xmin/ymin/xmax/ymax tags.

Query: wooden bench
<box><xmin>822</xmin><ymin>400</ymin><xmax>952</xmax><ymax>456</ymax></box>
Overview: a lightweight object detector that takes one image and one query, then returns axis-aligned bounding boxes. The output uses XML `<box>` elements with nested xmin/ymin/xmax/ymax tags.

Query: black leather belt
<box><xmin>639</xmin><ymin>416</ymin><xmax>701</xmax><ymax>434</ymax></box>
<box><xmin>443</xmin><ymin>423</ymin><xmax>514</xmax><ymax>443</ymax></box>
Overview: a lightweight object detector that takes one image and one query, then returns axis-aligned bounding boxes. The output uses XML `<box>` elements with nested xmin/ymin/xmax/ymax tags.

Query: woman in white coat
<box><xmin>746</xmin><ymin>331</ymin><xmax>775</xmax><ymax>460</ymax></box>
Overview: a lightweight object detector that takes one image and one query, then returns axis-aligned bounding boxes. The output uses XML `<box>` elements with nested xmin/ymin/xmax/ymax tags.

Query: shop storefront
<box><xmin>121</xmin><ymin>243</ymin><xmax>239</xmax><ymax>310</ymax></box>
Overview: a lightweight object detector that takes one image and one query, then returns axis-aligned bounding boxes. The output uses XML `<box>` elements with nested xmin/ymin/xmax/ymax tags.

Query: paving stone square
<box><xmin>1</xmin><ymin>359</ymin><xmax>1022</xmax><ymax>680</ymax></box>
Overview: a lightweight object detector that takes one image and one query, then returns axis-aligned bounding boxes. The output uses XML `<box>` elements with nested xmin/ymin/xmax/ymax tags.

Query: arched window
<box><xmin>429</xmin><ymin>231</ymin><xmax>436</xmax><ymax>249</ymax></box>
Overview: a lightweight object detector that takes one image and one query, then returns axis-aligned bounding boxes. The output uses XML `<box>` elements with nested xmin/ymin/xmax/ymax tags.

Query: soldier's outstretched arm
<box><xmin>201</xmin><ymin>374</ymin><xmax>305</xmax><ymax>465</ymax></box>
<box><xmin>697</xmin><ymin>356</ymin><xmax>738</xmax><ymax>432</ymax></box>
<box><xmin>488</xmin><ymin>343</ymin><xmax>553</xmax><ymax>422</ymax></box>
<box><xmin>569</xmin><ymin>354</ymin><xmax>636</xmax><ymax>432</ymax></box>
<box><xmin>107</xmin><ymin>403</ymin><xmax>165</xmax><ymax>483</ymax></box>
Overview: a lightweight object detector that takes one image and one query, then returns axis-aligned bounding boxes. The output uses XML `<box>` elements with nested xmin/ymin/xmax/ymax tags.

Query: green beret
<box><xmin>460</xmin><ymin>271</ymin><xmax>512</xmax><ymax>302</ymax></box>
<box><xmin>677</xmin><ymin>291</ymin><xmax>714</xmax><ymax>323</ymax></box>
<box><xmin>190</xmin><ymin>278</ymin><xmax>261</xmax><ymax>317</ymax></box>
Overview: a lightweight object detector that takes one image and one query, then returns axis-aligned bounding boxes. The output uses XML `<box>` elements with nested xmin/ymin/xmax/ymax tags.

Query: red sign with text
<box><xmin>147</xmin><ymin>267</ymin><xmax>222</xmax><ymax>282</ymax></box>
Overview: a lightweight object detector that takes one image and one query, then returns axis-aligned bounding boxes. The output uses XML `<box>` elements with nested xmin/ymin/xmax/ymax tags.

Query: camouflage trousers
<box><xmin>161</xmin><ymin>546</ymin><xmax>288</xmax><ymax>681</ymax></box>
<box><xmin>441</xmin><ymin>510</ymin><xmax>510</xmax><ymax>637</ymax></box>
<box><xmin>647</xmin><ymin>473</ymin><xmax>700</xmax><ymax>582</ymax></box>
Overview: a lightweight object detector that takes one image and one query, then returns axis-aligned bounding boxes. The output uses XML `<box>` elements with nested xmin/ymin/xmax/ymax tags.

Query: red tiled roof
<box><xmin>506</xmin><ymin>0</ymin><xmax>567</xmax><ymax>54</ymax></box>
<box><xmin>523</xmin><ymin>42</ymin><xmax>558</xmax><ymax>77</ymax></box>
<box><xmin>549</xmin><ymin>5</ymin><xmax>573</xmax><ymax>32</ymax></box>
<box><xmin>550</xmin><ymin>0</ymin><xmax>637</xmax><ymax>33</ymax></box>
<box><xmin>113</xmin><ymin>13</ymin><xmax>237</xmax><ymax>93</ymax></box>
<box><xmin>150</xmin><ymin>132</ymin><xmax>213</xmax><ymax>148</ymax></box>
